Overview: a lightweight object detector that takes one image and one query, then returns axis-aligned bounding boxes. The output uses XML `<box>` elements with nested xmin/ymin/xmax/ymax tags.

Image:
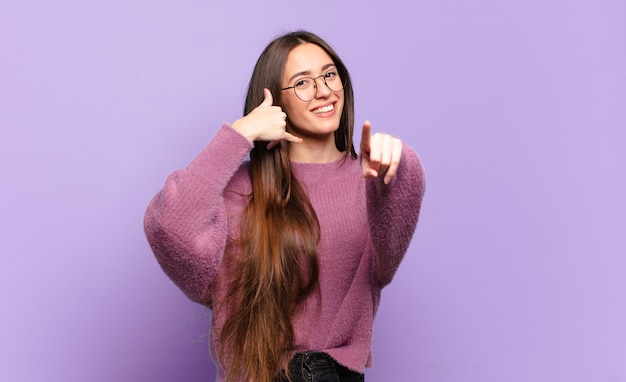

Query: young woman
<box><xmin>144</xmin><ymin>31</ymin><xmax>426</xmax><ymax>382</ymax></box>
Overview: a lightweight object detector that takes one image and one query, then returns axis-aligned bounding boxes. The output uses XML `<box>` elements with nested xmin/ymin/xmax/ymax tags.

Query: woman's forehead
<box><xmin>284</xmin><ymin>43</ymin><xmax>334</xmax><ymax>78</ymax></box>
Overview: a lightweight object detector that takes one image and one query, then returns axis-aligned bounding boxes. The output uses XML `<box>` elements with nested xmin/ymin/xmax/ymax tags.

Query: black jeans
<box><xmin>275</xmin><ymin>351</ymin><xmax>364</xmax><ymax>382</ymax></box>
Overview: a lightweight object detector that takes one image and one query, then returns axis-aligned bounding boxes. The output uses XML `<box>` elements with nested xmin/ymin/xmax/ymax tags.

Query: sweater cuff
<box><xmin>186</xmin><ymin>123</ymin><xmax>252</xmax><ymax>178</ymax></box>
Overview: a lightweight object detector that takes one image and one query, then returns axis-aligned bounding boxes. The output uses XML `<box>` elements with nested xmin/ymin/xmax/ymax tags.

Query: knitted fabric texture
<box><xmin>144</xmin><ymin>124</ymin><xmax>426</xmax><ymax>381</ymax></box>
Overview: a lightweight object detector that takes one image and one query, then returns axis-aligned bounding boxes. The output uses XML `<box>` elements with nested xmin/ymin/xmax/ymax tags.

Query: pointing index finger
<box><xmin>360</xmin><ymin>120</ymin><xmax>372</xmax><ymax>153</ymax></box>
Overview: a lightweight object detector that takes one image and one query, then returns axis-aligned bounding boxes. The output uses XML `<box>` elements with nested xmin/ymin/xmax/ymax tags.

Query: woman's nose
<box><xmin>313</xmin><ymin>77</ymin><xmax>332</xmax><ymax>98</ymax></box>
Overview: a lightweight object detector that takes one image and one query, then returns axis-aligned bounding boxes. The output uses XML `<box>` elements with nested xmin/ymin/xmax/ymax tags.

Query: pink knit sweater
<box><xmin>144</xmin><ymin>124</ymin><xmax>425</xmax><ymax>380</ymax></box>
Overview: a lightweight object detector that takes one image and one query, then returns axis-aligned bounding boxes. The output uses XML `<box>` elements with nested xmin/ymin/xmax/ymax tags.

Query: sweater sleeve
<box><xmin>366</xmin><ymin>143</ymin><xmax>426</xmax><ymax>287</ymax></box>
<box><xmin>143</xmin><ymin>123</ymin><xmax>253</xmax><ymax>304</ymax></box>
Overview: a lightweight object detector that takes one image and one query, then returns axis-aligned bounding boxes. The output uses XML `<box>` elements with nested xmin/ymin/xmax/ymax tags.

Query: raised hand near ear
<box><xmin>360</xmin><ymin>120</ymin><xmax>403</xmax><ymax>185</ymax></box>
<box><xmin>231</xmin><ymin>88</ymin><xmax>302</xmax><ymax>149</ymax></box>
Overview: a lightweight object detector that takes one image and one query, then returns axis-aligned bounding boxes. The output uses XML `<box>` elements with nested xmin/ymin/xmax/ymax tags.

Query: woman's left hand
<box><xmin>360</xmin><ymin>120</ymin><xmax>403</xmax><ymax>185</ymax></box>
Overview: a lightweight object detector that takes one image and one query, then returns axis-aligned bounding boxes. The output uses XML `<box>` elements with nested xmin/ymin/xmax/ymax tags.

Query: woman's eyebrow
<box><xmin>286</xmin><ymin>63</ymin><xmax>336</xmax><ymax>83</ymax></box>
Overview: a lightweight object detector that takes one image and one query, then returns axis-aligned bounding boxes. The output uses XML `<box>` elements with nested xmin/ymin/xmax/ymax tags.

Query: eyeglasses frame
<box><xmin>280</xmin><ymin>69</ymin><xmax>344</xmax><ymax>102</ymax></box>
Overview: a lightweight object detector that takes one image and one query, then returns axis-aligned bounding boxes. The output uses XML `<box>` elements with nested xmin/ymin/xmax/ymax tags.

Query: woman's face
<box><xmin>280</xmin><ymin>43</ymin><xmax>344</xmax><ymax>141</ymax></box>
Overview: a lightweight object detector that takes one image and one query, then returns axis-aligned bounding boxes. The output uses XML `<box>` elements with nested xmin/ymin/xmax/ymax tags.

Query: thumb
<box><xmin>260</xmin><ymin>88</ymin><xmax>273</xmax><ymax>107</ymax></box>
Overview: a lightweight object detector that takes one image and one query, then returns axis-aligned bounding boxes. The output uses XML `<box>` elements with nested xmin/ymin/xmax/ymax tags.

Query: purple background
<box><xmin>1</xmin><ymin>1</ymin><xmax>625</xmax><ymax>381</ymax></box>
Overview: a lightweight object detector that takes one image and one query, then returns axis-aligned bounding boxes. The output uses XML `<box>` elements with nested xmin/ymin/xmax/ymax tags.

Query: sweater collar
<box><xmin>290</xmin><ymin>154</ymin><xmax>359</xmax><ymax>185</ymax></box>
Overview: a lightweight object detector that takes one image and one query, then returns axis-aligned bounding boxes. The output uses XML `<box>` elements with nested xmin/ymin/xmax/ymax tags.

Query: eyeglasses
<box><xmin>281</xmin><ymin>69</ymin><xmax>344</xmax><ymax>102</ymax></box>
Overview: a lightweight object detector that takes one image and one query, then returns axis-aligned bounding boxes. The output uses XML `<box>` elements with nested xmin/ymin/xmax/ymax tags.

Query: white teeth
<box><xmin>313</xmin><ymin>104</ymin><xmax>334</xmax><ymax>114</ymax></box>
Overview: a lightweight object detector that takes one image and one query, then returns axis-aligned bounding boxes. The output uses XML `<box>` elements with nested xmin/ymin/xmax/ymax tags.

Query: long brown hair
<box><xmin>219</xmin><ymin>31</ymin><xmax>356</xmax><ymax>382</ymax></box>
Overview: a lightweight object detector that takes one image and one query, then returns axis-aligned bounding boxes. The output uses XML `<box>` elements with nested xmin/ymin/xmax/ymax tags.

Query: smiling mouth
<box><xmin>312</xmin><ymin>103</ymin><xmax>335</xmax><ymax>114</ymax></box>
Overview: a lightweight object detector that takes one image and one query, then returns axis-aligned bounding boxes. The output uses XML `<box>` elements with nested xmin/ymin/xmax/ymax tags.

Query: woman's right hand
<box><xmin>231</xmin><ymin>88</ymin><xmax>302</xmax><ymax>149</ymax></box>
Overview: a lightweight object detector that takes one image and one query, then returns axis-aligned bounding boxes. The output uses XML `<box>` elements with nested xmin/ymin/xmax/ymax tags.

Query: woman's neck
<box><xmin>288</xmin><ymin>137</ymin><xmax>342</xmax><ymax>163</ymax></box>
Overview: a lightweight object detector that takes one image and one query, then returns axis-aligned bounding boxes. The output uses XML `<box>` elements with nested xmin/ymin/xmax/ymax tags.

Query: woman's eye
<box><xmin>325</xmin><ymin>71</ymin><xmax>337</xmax><ymax>78</ymax></box>
<box><xmin>295</xmin><ymin>79</ymin><xmax>309</xmax><ymax>88</ymax></box>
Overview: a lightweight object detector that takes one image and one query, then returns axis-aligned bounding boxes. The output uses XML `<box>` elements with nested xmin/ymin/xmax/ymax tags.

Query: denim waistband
<box><xmin>292</xmin><ymin>351</ymin><xmax>335</xmax><ymax>368</ymax></box>
<box><xmin>276</xmin><ymin>351</ymin><xmax>364</xmax><ymax>382</ymax></box>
